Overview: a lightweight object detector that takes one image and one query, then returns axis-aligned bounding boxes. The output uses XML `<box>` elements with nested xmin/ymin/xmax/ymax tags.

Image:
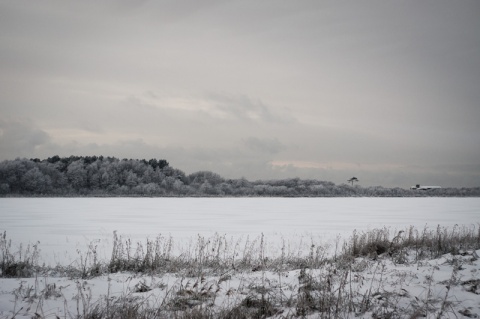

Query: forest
<box><xmin>0</xmin><ymin>156</ymin><xmax>479</xmax><ymax>197</ymax></box>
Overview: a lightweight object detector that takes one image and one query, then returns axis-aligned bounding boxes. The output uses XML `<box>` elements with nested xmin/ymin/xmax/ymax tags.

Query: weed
<box><xmin>0</xmin><ymin>231</ymin><xmax>40</xmax><ymax>278</ymax></box>
<box><xmin>2</xmin><ymin>225</ymin><xmax>480</xmax><ymax>318</ymax></box>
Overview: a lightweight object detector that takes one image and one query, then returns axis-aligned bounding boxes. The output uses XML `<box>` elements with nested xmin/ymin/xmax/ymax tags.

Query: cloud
<box><xmin>0</xmin><ymin>117</ymin><xmax>51</xmax><ymax>159</ymax></box>
<box><xmin>244</xmin><ymin>137</ymin><xmax>285</xmax><ymax>154</ymax></box>
<box><xmin>208</xmin><ymin>93</ymin><xmax>295</xmax><ymax>124</ymax></box>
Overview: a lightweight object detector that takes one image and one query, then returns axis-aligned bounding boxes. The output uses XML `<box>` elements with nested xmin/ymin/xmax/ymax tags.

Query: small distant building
<box><xmin>410</xmin><ymin>184</ymin><xmax>441</xmax><ymax>190</ymax></box>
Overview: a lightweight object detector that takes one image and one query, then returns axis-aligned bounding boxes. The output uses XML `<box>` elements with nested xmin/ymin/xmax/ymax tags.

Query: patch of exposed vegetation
<box><xmin>1</xmin><ymin>225</ymin><xmax>480</xmax><ymax>318</ymax></box>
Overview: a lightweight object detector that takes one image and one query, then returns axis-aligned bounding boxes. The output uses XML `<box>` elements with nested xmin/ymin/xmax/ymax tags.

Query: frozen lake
<box><xmin>1</xmin><ymin>197</ymin><xmax>479</xmax><ymax>264</ymax></box>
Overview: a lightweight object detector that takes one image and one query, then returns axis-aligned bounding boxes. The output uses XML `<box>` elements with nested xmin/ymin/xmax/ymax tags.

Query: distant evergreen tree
<box><xmin>348</xmin><ymin>177</ymin><xmax>359</xmax><ymax>186</ymax></box>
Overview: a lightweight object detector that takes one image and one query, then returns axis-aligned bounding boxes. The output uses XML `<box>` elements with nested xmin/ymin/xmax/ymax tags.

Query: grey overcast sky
<box><xmin>1</xmin><ymin>0</ymin><xmax>479</xmax><ymax>187</ymax></box>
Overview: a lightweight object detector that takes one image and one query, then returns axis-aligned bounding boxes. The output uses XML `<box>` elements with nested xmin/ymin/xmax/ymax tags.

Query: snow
<box><xmin>1</xmin><ymin>250</ymin><xmax>479</xmax><ymax>318</ymax></box>
<box><xmin>1</xmin><ymin>197</ymin><xmax>479</xmax><ymax>265</ymax></box>
<box><xmin>0</xmin><ymin>198</ymin><xmax>479</xmax><ymax>318</ymax></box>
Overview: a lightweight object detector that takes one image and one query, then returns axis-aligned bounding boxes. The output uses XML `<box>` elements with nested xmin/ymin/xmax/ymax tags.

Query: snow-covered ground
<box><xmin>1</xmin><ymin>249</ymin><xmax>479</xmax><ymax>318</ymax></box>
<box><xmin>1</xmin><ymin>198</ymin><xmax>479</xmax><ymax>265</ymax></box>
<box><xmin>1</xmin><ymin>198</ymin><xmax>479</xmax><ymax>318</ymax></box>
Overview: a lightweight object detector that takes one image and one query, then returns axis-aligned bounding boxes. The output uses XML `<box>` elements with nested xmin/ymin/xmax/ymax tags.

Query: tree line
<box><xmin>0</xmin><ymin>156</ymin><xmax>478</xmax><ymax>197</ymax></box>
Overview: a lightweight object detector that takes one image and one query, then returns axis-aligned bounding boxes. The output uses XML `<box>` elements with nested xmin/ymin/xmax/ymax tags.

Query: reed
<box><xmin>1</xmin><ymin>224</ymin><xmax>479</xmax><ymax>318</ymax></box>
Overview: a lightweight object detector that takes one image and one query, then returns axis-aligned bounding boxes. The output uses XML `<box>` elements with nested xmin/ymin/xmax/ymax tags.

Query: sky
<box><xmin>0</xmin><ymin>0</ymin><xmax>479</xmax><ymax>188</ymax></box>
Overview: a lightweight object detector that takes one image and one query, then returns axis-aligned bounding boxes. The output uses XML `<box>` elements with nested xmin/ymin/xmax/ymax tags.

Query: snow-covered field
<box><xmin>1</xmin><ymin>198</ymin><xmax>479</xmax><ymax>318</ymax></box>
<box><xmin>1</xmin><ymin>198</ymin><xmax>479</xmax><ymax>264</ymax></box>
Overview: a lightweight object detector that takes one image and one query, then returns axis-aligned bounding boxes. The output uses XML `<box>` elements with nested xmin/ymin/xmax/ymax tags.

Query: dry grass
<box><xmin>1</xmin><ymin>224</ymin><xmax>480</xmax><ymax>318</ymax></box>
<box><xmin>342</xmin><ymin>224</ymin><xmax>480</xmax><ymax>262</ymax></box>
<box><xmin>0</xmin><ymin>231</ymin><xmax>40</xmax><ymax>278</ymax></box>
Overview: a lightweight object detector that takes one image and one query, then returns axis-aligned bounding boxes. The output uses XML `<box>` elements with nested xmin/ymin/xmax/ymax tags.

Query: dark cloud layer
<box><xmin>0</xmin><ymin>0</ymin><xmax>479</xmax><ymax>187</ymax></box>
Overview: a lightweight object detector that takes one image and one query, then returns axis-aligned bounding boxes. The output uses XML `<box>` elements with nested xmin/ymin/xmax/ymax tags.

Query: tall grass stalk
<box><xmin>1</xmin><ymin>225</ymin><xmax>480</xmax><ymax>318</ymax></box>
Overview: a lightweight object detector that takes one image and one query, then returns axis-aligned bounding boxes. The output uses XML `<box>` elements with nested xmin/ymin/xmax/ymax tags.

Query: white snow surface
<box><xmin>1</xmin><ymin>197</ymin><xmax>479</xmax><ymax>265</ymax></box>
<box><xmin>1</xmin><ymin>198</ymin><xmax>480</xmax><ymax>318</ymax></box>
